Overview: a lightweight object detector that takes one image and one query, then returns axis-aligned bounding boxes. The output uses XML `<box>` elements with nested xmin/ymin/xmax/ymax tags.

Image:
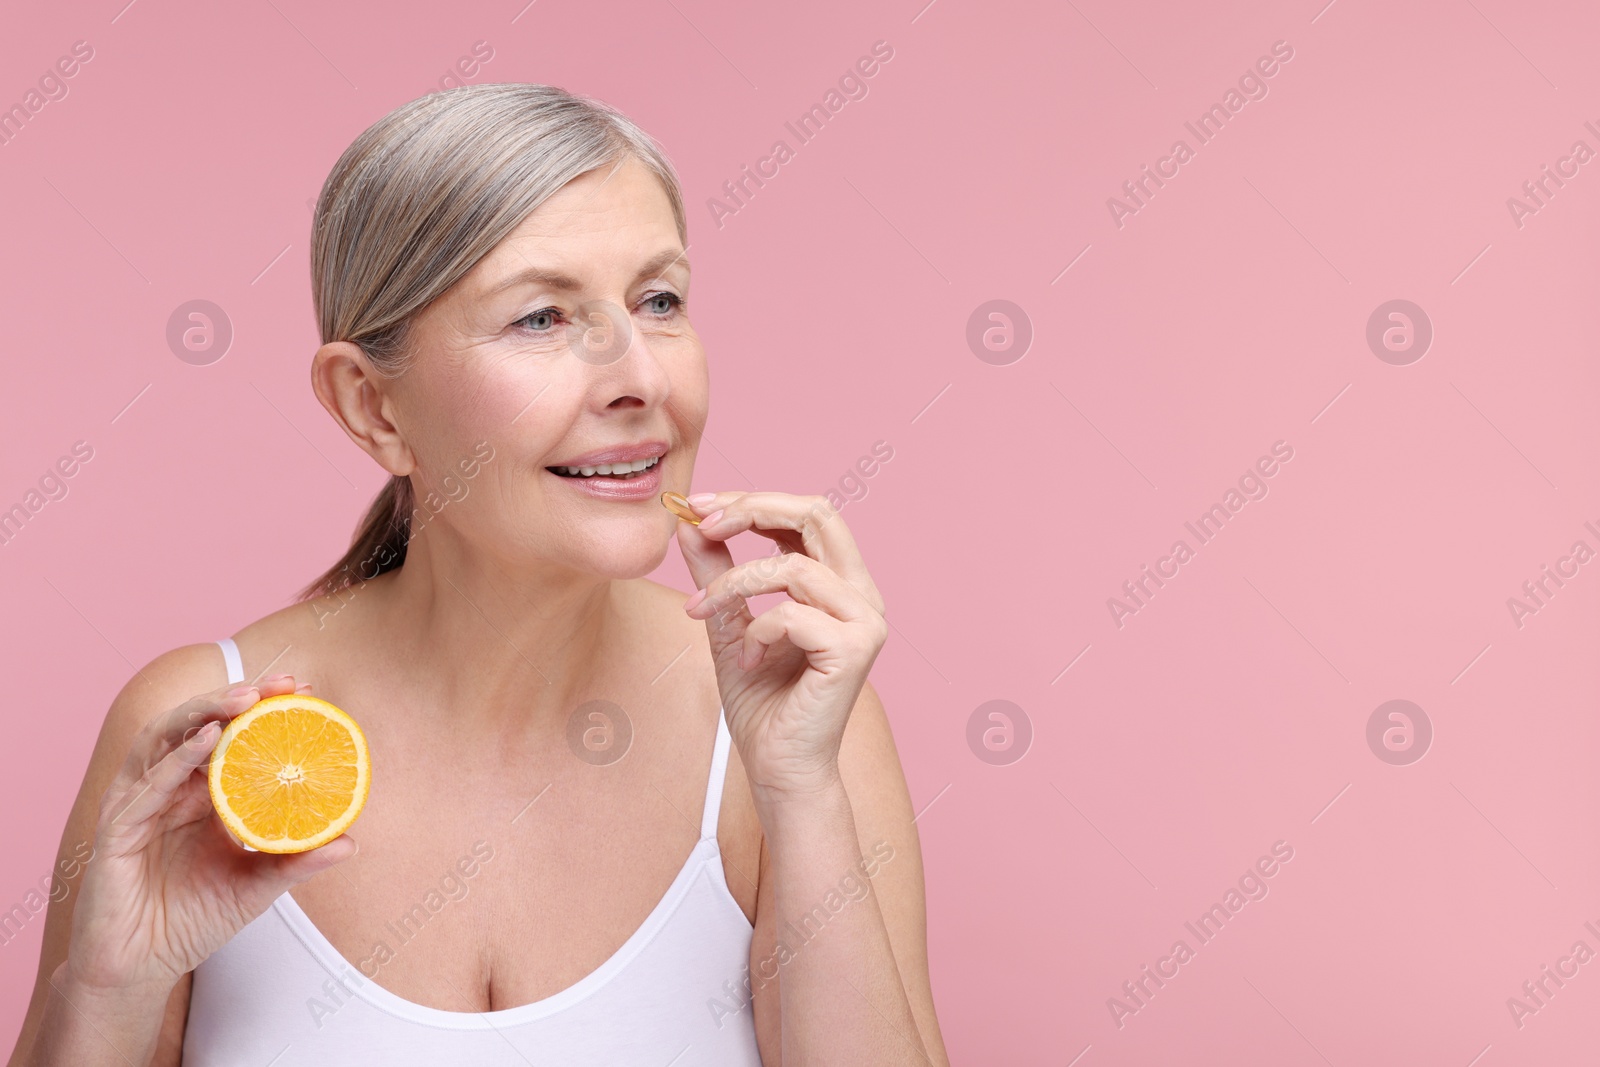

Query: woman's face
<box><xmin>388</xmin><ymin>154</ymin><xmax>705</xmax><ymax>580</ymax></box>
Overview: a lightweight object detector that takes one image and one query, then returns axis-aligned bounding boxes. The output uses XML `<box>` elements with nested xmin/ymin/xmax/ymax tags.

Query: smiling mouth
<box><xmin>545</xmin><ymin>455</ymin><xmax>662</xmax><ymax>480</ymax></box>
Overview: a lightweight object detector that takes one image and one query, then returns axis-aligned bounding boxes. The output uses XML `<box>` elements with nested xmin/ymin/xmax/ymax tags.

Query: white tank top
<box><xmin>182</xmin><ymin>638</ymin><xmax>764</xmax><ymax>1065</ymax></box>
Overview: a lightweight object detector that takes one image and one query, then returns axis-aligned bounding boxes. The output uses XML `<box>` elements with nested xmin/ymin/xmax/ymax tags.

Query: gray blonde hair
<box><xmin>297</xmin><ymin>82</ymin><xmax>687</xmax><ymax>602</ymax></box>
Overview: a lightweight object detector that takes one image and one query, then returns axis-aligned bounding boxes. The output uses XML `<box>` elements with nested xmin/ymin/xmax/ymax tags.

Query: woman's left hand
<box><xmin>672</xmin><ymin>492</ymin><xmax>888</xmax><ymax>804</ymax></box>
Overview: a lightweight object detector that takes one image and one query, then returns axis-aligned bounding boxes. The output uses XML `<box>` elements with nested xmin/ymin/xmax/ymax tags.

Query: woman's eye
<box><xmin>515</xmin><ymin>308</ymin><xmax>562</xmax><ymax>332</ymax></box>
<box><xmin>642</xmin><ymin>292</ymin><xmax>682</xmax><ymax>317</ymax></box>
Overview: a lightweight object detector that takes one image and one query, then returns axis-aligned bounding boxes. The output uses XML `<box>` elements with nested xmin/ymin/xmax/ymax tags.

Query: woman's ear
<box><xmin>310</xmin><ymin>341</ymin><xmax>416</xmax><ymax>477</ymax></box>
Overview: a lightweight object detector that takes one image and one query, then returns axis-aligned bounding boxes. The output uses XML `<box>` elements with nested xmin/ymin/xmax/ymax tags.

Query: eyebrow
<box><xmin>486</xmin><ymin>247</ymin><xmax>691</xmax><ymax>297</ymax></box>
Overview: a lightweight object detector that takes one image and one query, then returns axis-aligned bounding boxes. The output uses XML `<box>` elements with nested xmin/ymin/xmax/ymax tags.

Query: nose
<box><xmin>569</xmin><ymin>299</ymin><xmax>671</xmax><ymax>411</ymax></box>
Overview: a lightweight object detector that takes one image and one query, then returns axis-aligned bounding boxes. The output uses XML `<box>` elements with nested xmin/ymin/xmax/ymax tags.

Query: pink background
<box><xmin>3</xmin><ymin>0</ymin><xmax>1599</xmax><ymax>1062</ymax></box>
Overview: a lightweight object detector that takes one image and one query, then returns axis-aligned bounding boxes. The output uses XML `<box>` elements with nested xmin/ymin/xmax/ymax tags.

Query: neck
<box><xmin>360</xmin><ymin>524</ymin><xmax>625</xmax><ymax>732</ymax></box>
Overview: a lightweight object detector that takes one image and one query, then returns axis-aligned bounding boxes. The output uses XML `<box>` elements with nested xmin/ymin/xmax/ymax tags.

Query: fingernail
<box><xmin>226</xmin><ymin>685</ymin><xmax>256</xmax><ymax>698</ymax></box>
<box><xmin>265</xmin><ymin>673</ymin><xmax>292</xmax><ymax>683</ymax></box>
<box><xmin>687</xmin><ymin>493</ymin><xmax>717</xmax><ymax>506</ymax></box>
<box><xmin>699</xmin><ymin>509</ymin><xmax>725</xmax><ymax>529</ymax></box>
<box><xmin>684</xmin><ymin>588</ymin><xmax>707</xmax><ymax>612</ymax></box>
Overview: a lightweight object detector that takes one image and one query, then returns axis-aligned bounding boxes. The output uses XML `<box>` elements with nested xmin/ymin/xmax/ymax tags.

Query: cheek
<box><xmin>467</xmin><ymin>357</ymin><xmax>565</xmax><ymax>426</ymax></box>
<box><xmin>663</xmin><ymin>335</ymin><xmax>710</xmax><ymax>416</ymax></box>
<box><xmin>404</xmin><ymin>357</ymin><xmax>570</xmax><ymax>474</ymax></box>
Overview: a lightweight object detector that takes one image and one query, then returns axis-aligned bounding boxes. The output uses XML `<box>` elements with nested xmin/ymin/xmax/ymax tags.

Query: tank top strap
<box><xmin>216</xmin><ymin>637</ymin><xmax>244</xmax><ymax>685</ymax></box>
<box><xmin>700</xmin><ymin>709</ymin><xmax>732</xmax><ymax>841</ymax></box>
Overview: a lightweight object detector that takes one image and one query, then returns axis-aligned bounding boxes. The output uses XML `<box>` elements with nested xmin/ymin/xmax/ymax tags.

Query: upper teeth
<box><xmin>553</xmin><ymin>455</ymin><xmax>661</xmax><ymax>477</ymax></box>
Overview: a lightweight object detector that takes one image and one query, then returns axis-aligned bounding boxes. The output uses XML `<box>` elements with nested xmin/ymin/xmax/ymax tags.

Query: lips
<box><xmin>548</xmin><ymin>455</ymin><xmax>661</xmax><ymax>478</ymax></box>
<box><xmin>542</xmin><ymin>450</ymin><xmax>665</xmax><ymax>501</ymax></box>
<box><xmin>545</xmin><ymin>440</ymin><xmax>669</xmax><ymax>469</ymax></box>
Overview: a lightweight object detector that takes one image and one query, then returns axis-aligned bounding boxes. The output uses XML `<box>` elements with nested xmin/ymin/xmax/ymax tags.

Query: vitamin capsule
<box><xmin>660</xmin><ymin>491</ymin><xmax>701</xmax><ymax>525</ymax></box>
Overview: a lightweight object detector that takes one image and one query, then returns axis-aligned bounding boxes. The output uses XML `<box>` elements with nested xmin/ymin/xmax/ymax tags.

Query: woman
<box><xmin>9</xmin><ymin>83</ymin><xmax>948</xmax><ymax>1065</ymax></box>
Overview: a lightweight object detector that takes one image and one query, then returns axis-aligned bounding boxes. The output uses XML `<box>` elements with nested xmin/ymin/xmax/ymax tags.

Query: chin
<box><xmin>578</xmin><ymin>525</ymin><xmax>674</xmax><ymax>580</ymax></box>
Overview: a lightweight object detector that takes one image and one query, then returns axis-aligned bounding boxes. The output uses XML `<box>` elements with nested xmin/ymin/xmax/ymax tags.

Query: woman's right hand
<box><xmin>62</xmin><ymin>676</ymin><xmax>356</xmax><ymax>998</ymax></box>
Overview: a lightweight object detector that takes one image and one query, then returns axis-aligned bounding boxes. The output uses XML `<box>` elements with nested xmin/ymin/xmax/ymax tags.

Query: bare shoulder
<box><xmin>623</xmin><ymin>577</ymin><xmax>720</xmax><ymax>662</ymax></box>
<box><xmin>630</xmin><ymin>574</ymin><xmax>704</xmax><ymax>614</ymax></box>
<box><xmin>97</xmin><ymin>641</ymin><xmax>235</xmax><ymax>756</ymax></box>
<box><xmin>224</xmin><ymin>584</ymin><xmax>372</xmax><ymax>686</ymax></box>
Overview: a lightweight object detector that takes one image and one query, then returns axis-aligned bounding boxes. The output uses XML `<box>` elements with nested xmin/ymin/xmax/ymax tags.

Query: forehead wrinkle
<box><xmin>498</xmin><ymin>155</ymin><xmax>630</xmax><ymax>279</ymax></box>
<box><xmin>471</xmin><ymin>159</ymin><xmax>682</xmax><ymax>300</ymax></box>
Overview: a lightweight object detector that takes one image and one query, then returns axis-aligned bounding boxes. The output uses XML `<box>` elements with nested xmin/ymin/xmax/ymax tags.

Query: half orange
<box><xmin>208</xmin><ymin>693</ymin><xmax>371</xmax><ymax>854</ymax></box>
